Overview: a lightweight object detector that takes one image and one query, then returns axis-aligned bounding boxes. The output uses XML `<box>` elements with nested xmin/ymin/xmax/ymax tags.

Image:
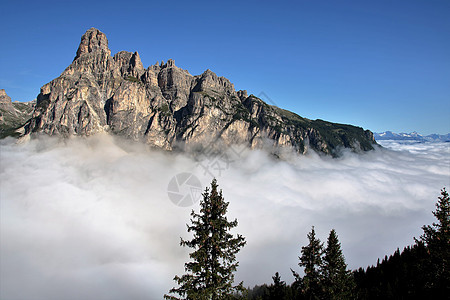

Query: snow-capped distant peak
<box><xmin>374</xmin><ymin>131</ymin><xmax>450</xmax><ymax>142</ymax></box>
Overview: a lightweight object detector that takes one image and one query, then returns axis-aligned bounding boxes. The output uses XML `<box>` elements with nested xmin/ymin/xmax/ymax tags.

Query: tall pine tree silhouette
<box><xmin>322</xmin><ymin>229</ymin><xmax>354</xmax><ymax>299</ymax></box>
<box><xmin>298</xmin><ymin>226</ymin><xmax>324</xmax><ymax>300</ymax></box>
<box><xmin>416</xmin><ymin>187</ymin><xmax>449</xmax><ymax>296</ymax></box>
<box><xmin>165</xmin><ymin>179</ymin><xmax>246</xmax><ymax>300</ymax></box>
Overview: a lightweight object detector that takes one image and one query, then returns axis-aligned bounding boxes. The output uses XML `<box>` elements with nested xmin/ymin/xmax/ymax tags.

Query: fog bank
<box><xmin>1</xmin><ymin>135</ymin><xmax>448</xmax><ymax>299</ymax></box>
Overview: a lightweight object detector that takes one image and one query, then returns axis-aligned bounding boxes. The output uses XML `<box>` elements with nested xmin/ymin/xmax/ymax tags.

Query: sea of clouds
<box><xmin>1</xmin><ymin>135</ymin><xmax>449</xmax><ymax>299</ymax></box>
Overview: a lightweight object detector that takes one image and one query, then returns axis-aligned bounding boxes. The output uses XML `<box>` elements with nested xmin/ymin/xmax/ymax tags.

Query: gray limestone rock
<box><xmin>74</xmin><ymin>27</ymin><xmax>111</xmax><ymax>60</ymax></box>
<box><xmin>0</xmin><ymin>90</ymin><xmax>35</xmax><ymax>138</ymax></box>
<box><xmin>114</xmin><ymin>51</ymin><xmax>145</xmax><ymax>79</ymax></box>
<box><xmin>0</xmin><ymin>89</ymin><xmax>12</xmax><ymax>104</ymax></box>
<box><xmin>17</xmin><ymin>28</ymin><xmax>377</xmax><ymax>155</ymax></box>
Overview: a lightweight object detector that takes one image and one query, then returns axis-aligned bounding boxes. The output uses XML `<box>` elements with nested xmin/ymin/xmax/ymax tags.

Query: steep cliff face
<box><xmin>22</xmin><ymin>28</ymin><xmax>377</xmax><ymax>155</ymax></box>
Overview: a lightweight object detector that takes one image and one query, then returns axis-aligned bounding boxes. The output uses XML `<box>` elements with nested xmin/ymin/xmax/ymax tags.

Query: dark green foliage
<box><xmin>354</xmin><ymin>187</ymin><xmax>449</xmax><ymax>299</ymax></box>
<box><xmin>268</xmin><ymin>272</ymin><xmax>288</xmax><ymax>300</ymax></box>
<box><xmin>245</xmin><ymin>284</ymin><xmax>270</xmax><ymax>300</ymax></box>
<box><xmin>290</xmin><ymin>228</ymin><xmax>355</xmax><ymax>299</ymax></box>
<box><xmin>156</xmin><ymin>102</ymin><xmax>171</xmax><ymax>116</ymax></box>
<box><xmin>242</xmin><ymin>95</ymin><xmax>376</xmax><ymax>155</ymax></box>
<box><xmin>311</xmin><ymin>119</ymin><xmax>375</xmax><ymax>152</ymax></box>
<box><xmin>165</xmin><ymin>179</ymin><xmax>246</xmax><ymax>300</ymax></box>
<box><xmin>272</xmin><ymin>107</ymin><xmax>310</xmax><ymax>130</ymax></box>
<box><xmin>353</xmin><ymin>245</ymin><xmax>430</xmax><ymax>299</ymax></box>
<box><xmin>297</xmin><ymin>226</ymin><xmax>324</xmax><ymax>299</ymax></box>
<box><xmin>272</xmin><ymin>104</ymin><xmax>375</xmax><ymax>153</ymax></box>
<box><xmin>125</xmin><ymin>75</ymin><xmax>140</xmax><ymax>83</ymax></box>
<box><xmin>245</xmin><ymin>281</ymin><xmax>298</xmax><ymax>300</ymax></box>
<box><xmin>160</xmin><ymin>103</ymin><xmax>170</xmax><ymax>113</ymax></box>
<box><xmin>243</xmin><ymin>188</ymin><xmax>448</xmax><ymax>299</ymax></box>
<box><xmin>416</xmin><ymin>187</ymin><xmax>449</xmax><ymax>295</ymax></box>
<box><xmin>241</xmin><ymin>274</ymin><xmax>290</xmax><ymax>300</ymax></box>
<box><xmin>231</xmin><ymin>101</ymin><xmax>254</xmax><ymax>126</ymax></box>
<box><xmin>322</xmin><ymin>229</ymin><xmax>354</xmax><ymax>299</ymax></box>
<box><xmin>199</xmin><ymin>92</ymin><xmax>217</xmax><ymax>102</ymax></box>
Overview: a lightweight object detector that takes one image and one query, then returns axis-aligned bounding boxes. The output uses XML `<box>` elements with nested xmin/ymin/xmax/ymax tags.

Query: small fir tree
<box><xmin>165</xmin><ymin>179</ymin><xmax>246</xmax><ymax>300</ymax></box>
<box><xmin>322</xmin><ymin>229</ymin><xmax>355</xmax><ymax>299</ymax></box>
<box><xmin>268</xmin><ymin>272</ymin><xmax>287</xmax><ymax>300</ymax></box>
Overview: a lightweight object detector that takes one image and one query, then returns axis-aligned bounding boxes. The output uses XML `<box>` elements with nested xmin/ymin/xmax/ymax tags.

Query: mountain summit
<box><xmin>19</xmin><ymin>28</ymin><xmax>376</xmax><ymax>155</ymax></box>
<box><xmin>74</xmin><ymin>27</ymin><xmax>111</xmax><ymax>60</ymax></box>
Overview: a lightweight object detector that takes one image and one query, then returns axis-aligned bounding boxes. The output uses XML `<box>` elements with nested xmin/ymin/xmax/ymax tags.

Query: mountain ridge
<box><xmin>4</xmin><ymin>28</ymin><xmax>377</xmax><ymax>155</ymax></box>
<box><xmin>0</xmin><ymin>89</ymin><xmax>35</xmax><ymax>138</ymax></box>
<box><xmin>374</xmin><ymin>131</ymin><xmax>450</xmax><ymax>142</ymax></box>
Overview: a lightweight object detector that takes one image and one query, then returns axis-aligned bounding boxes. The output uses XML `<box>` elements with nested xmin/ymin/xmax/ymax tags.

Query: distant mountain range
<box><xmin>374</xmin><ymin>131</ymin><xmax>450</xmax><ymax>142</ymax></box>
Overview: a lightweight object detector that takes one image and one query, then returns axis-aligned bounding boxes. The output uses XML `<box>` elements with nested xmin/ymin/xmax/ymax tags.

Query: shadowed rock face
<box><xmin>21</xmin><ymin>28</ymin><xmax>377</xmax><ymax>155</ymax></box>
<box><xmin>0</xmin><ymin>90</ymin><xmax>35</xmax><ymax>138</ymax></box>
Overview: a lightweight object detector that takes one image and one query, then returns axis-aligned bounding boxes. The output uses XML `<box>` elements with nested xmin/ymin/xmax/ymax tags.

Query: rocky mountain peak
<box><xmin>165</xmin><ymin>59</ymin><xmax>176</xmax><ymax>68</ymax></box>
<box><xmin>14</xmin><ymin>28</ymin><xmax>377</xmax><ymax>155</ymax></box>
<box><xmin>237</xmin><ymin>90</ymin><xmax>248</xmax><ymax>100</ymax></box>
<box><xmin>114</xmin><ymin>51</ymin><xmax>145</xmax><ymax>78</ymax></box>
<box><xmin>74</xmin><ymin>28</ymin><xmax>111</xmax><ymax>61</ymax></box>
<box><xmin>193</xmin><ymin>69</ymin><xmax>235</xmax><ymax>96</ymax></box>
<box><xmin>0</xmin><ymin>89</ymin><xmax>12</xmax><ymax>104</ymax></box>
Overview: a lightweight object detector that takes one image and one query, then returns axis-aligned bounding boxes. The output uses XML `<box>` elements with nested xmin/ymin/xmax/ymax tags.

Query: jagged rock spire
<box><xmin>237</xmin><ymin>90</ymin><xmax>248</xmax><ymax>100</ymax></box>
<box><xmin>74</xmin><ymin>28</ymin><xmax>111</xmax><ymax>61</ymax></box>
<box><xmin>114</xmin><ymin>51</ymin><xmax>145</xmax><ymax>78</ymax></box>
<box><xmin>0</xmin><ymin>89</ymin><xmax>12</xmax><ymax>104</ymax></box>
<box><xmin>166</xmin><ymin>59</ymin><xmax>175</xmax><ymax>67</ymax></box>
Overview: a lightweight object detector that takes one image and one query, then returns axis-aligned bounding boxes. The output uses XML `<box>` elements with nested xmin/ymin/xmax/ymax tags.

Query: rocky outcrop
<box><xmin>0</xmin><ymin>90</ymin><xmax>35</xmax><ymax>138</ymax></box>
<box><xmin>74</xmin><ymin>27</ymin><xmax>110</xmax><ymax>60</ymax></box>
<box><xmin>114</xmin><ymin>51</ymin><xmax>145</xmax><ymax>79</ymax></box>
<box><xmin>0</xmin><ymin>89</ymin><xmax>12</xmax><ymax>104</ymax></box>
<box><xmin>19</xmin><ymin>28</ymin><xmax>377</xmax><ymax>155</ymax></box>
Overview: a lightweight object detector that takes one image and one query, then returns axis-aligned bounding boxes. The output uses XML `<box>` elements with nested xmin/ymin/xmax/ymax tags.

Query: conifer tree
<box><xmin>268</xmin><ymin>272</ymin><xmax>287</xmax><ymax>300</ymax></box>
<box><xmin>322</xmin><ymin>229</ymin><xmax>354</xmax><ymax>299</ymax></box>
<box><xmin>298</xmin><ymin>226</ymin><xmax>324</xmax><ymax>300</ymax></box>
<box><xmin>165</xmin><ymin>179</ymin><xmax>246</xmax><ymax>300</ymax></box>
<box><xmin>353</xmin><ymin>188</ymin><xmax>449</xmax><ymax>298</ymax></box>
<box><xmin>416</xmin><ymin>187</ymin><xmax>449</xmax><ymax>295</ymax></box>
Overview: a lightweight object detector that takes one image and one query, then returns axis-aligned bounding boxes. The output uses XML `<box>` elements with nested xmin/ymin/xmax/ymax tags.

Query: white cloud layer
<box><xmin>1</xmin><ymin>136</ymin><xmax>449</xmax><ymax>299</ymax></box>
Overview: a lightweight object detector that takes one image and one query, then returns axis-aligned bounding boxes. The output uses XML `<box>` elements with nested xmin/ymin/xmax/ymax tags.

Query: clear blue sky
<box><xmin>1</xmin><ymin>0</ymin><xmax>449</xmax><ymax>135</ymax></box>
